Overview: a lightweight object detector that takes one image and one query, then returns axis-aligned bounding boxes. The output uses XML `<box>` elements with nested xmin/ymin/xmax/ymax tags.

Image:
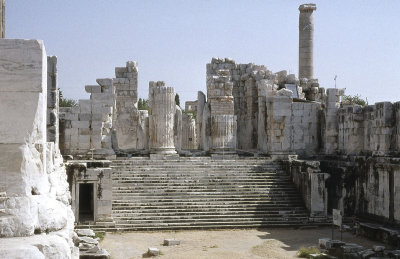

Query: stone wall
<box><xmin>337</xmin><ymin>101</ymin><xmax>397</xmax><ymax>156</ymax></box>
<box><xmin>113</xmin><ymin>62</ymin><xmax>149</xmax><ymax>153</ymax></box>
<box><xmin>185</xmin><ymin>100</ymin><xmax>197</xmax><ymax>112</ymax></box>
<box><xmin>257</xmin><ymin>96</ymin><xmax>321</xmax><ymax>157</ymax></box>
<box><xmin>286</xmin><ymin>159</ymin><xmax>328</xmax><ymax>217</ymax></box>
<box><xmin>0</xmin><ymin>39</ymin><xmax>77</xmax><ymax>258</ymax></box>
<box><xmin>206</xmin><ymin>59</ymin><xmax>237</xmax><ymax>152</ymax></box>
<box><xmin>203</xmin><ymin>58</ymin><xmax>307</xmax><ymax>153</ymax></box>
<box><xmin>321</xmin><ymin>88</ymin><xmax>343</xmax><ymax>154</ymax></box>
<box><xmin>60</xmin><ymin>77</ymin><xmax>115</xmax><ymax>158</ymax></box>
<box><xmin>319</xmin><ymin>156</ymin><xmax>400</xmax><ymax>224</ymax></box>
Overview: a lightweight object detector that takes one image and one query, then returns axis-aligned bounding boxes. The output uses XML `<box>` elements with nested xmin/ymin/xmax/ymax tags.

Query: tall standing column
<box><xmin>0</xmin><ymin>0</ymin><xmax>5</xmax><ymax>38</ymax></box>
<box><xmin>299</xmin><ymin>4</ymin><xmax>316</xmax><ymax>79</ymax></box>
<box><xmin>149</xmin><ymin>81</ymin><xmax>177</xmax><ymax>154</ymax></box>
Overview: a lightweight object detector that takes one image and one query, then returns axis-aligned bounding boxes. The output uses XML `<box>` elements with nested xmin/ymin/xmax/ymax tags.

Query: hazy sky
<box><xmin>6</xmin><ymin>0</ymin><xmax>400</xmax><ymax>105</ymax></box>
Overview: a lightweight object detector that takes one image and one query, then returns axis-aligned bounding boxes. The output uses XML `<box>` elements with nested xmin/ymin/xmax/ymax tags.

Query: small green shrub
<box><xmin>341</xmin><ymin>94</ymin><xmax>367</xmax><ymax>106</ymax></box>
<box><xmin>297</xmin><ymin>246</ymin><xmax>320</xmax><ymax>258</ymax></box>
<box><xmin>183</xmin><ymin>110</ymin><xmax>196</xmax><ymax>119</ymax></box>
<box><xmin>138</xmin><ymin>98</ymin><xmax>150</xmax><ymax>111</ymax></box>
<box><xmin>59</xmin><ymin>89</ymin><xmax>78</xmax><ymax>107</ymax></box>
<box><xmin>94</xmin><ymin>231</ymin><xmax>105</xmax><ymax>241</ymax></box>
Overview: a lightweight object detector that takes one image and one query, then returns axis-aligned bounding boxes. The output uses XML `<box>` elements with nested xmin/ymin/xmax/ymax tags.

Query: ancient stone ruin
<box><xmin>2</xmin><ymin>2</ymin><xmax>400</xmax><ymax>258</ymax></box>
<box><xmin>0</xmin><ymin>0</ymin><xmax>4</xmax><ymax>39</ymax></box>
<box><xmin>0</xmin><ymin>39</ymin><xmax>77</xmax><ymax>257</ymax></box>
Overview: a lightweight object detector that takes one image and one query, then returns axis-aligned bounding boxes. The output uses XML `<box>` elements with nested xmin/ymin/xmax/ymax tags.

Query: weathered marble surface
<box><xmin>181</xmin><ymin>113</ymin><xmax>197</xmax><ymax>150</ymax></box>
<box><xmin>0</xmin><ymin>0</ymin><xmax>4</xmax><ymax>38</ymax></box>
<box><xmin>113</xmin><ymin>62</ymin><xmax>148</xmax><ymax>152</ymax></box>
<box><xmin>149</xmin><ymin>81</ymin><xmax>176</xmax><ymax>154</ymax></box>
<box><xmin>298</xmin><ymin>3</ymin><xmax>316</xmax><ymax>79</ymax></box>
<box><xmin>0</xmin><ymin>232</ymin><xmax>78</xmax><ymax>259</ymax></box>
<box><xmin>0</xmin><ymin>39</ymin><xmax>76</xmax><ymax>258</ymax></box>
<box><xmin>47</xmin><ymin>56</ymin><xmax>59</xmax><ymax>144</ymax></box>
<box><xmin>0</xmin><ymin>39</ymin><xmax>47</xmax><ymax>145</ymax></box>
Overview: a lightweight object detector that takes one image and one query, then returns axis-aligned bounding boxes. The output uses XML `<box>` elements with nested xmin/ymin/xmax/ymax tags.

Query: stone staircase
<box><xmin>90</xmin><ymin>157</ymin><xmax>310</xmax><ymax>231</ymax></box>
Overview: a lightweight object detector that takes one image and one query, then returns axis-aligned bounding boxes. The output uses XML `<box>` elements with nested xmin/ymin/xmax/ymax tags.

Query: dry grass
<box><xmin>297</xmin><ymin>246</ymin><xmax>320</xmax><ymax>258</ymax></box>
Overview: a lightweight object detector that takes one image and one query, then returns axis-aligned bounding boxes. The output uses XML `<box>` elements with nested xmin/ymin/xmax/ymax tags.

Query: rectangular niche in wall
<box><xmin>79</xmin><ymin>183</ymin><xmax>94</xmax><ymax>222</ymax></box>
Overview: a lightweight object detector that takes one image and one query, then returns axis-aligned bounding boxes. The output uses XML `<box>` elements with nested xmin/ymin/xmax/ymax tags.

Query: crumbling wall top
<box><xmin>299</xmin><ymin>3</ymin><xmax>317</xmax><ymax>12</ymax></box>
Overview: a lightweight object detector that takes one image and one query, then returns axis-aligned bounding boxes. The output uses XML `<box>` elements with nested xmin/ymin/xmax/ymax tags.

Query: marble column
<box><xmin>1</xmin><ymin>0</ymin><xmax>4</xmax><ymax>38</ymax></box>
<box><xmin>149</xmin><ymin>81</ymin><xmax>176</xmax><ymax>154</ymax></box>
<box><xmin>181</xmin><ymin>113</ymin><xmax>197</xmax><ymax>150</ymax></box>
<box><xmin>211</xmin><ymin>115</ymin><xmax>237</xmax><ymax>152</ymax></box>
<box><xmin>299</xmin><ymin>4</ymin><xmax>317</xmax><ymax>79</ymax></box>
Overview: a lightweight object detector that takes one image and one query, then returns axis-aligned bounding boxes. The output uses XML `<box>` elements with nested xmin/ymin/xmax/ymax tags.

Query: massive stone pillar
<box><xmin>0</xmin><ymin>39</ymin><xmax>76</xmax><ymax>257</ymax></box>
<box><xmin>206</xmin><ymin>60</ymin><xmax>237</xmax><ymax>153</ymax></box>
<box><xmin>47</xmin><ymin>56</ymin><xmax>58</xmax><ymax>144</ymax></box>
<box><xmin>149</xmin><ymin>81</ymin><xmax>176</xmax><ymax>154</ymax></box>
<box><xmin>299</xmin><ymin>4</ymin><xmax>316</xmax><ymax>79</ymax></box>
<box><xmin>0</xmin><ymin>0</ymin><xmax>4</xmax><ymax>38</ymax></box>
<box><xmin>113</xmin><ymin>61</ymin><xmax>148</xmax><ymax>152</ymax></box>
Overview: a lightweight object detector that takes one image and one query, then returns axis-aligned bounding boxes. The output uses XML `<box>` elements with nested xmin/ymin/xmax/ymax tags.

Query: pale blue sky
<box><xmin>6</xmin><ymin>0</ymin><xmax>400</xmax><ymax>105</ymax></box>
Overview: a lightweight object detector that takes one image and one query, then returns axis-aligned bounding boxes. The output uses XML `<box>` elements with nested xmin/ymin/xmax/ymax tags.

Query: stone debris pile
<box><xmin>314</xmin><ymin>238</ymin><xmax>400</xmax><ymax>259</ymax></box>
<box><xmin>74</xmin><ymin>229</ymin><xmax>110</xmax><ymax>259</ymax></box>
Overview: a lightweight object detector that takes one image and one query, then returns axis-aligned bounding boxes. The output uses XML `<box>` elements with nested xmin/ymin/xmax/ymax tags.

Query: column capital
<box><xmin>299</xmin><ymin>4</ymin><xmax>317</xmax><ymax>12</ymax></box>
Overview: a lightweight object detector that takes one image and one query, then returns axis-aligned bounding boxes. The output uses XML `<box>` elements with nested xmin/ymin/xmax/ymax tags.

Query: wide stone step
<box><xmin>112</xmin><ymin>183</ymin><xmax>294</xmax><ymax>188</ymax></box>
<box><xmin>112</xmin><ymin>211</ymin><xmax>308</xmax><ymax>218</ymax></box>
<box><xmin>112</xmin><ymin>183</ymin><xmax>297</xmax><ymax>188</ymax></box>
<box><xmin>113</xmin><ymin>208</ymin><xmax>307</xmax><ymax>216</ymax></box>
<box><xmin>112</xmin><ymin>160</ymin><xmax>277</xmax><ymax>163</ymax></box>
<box><xmin>116</xmin><ymin>172</ymin><xmax>286</xmax><ymax>176</ymax></box>
<box><xmin>112</xmin><ymin>175</ymin><xmax>290</xmax><ymax>179</ymax></box>
<box><xmin>112</xmin><ymin>177</ymin><xmax>291</xmax><ymax>182</ymax></box>
<box><xmin>111</xmin><ymin>201</ymin><xmax>305</xmax><ymax>207</ymax></box>
<box><xmin>111</xmin><ymin>192</ymin><xmax>302</xmax><ymax>198</ymax></box>
<box><xmin>112</xmin><ymin>173</ymin><xmax>288</xmax><ymax>178</ymax></box>
<box><xmin>112</xmin><ymin>203</ymin><xmax>305</xmax><ymax>209</ymax></box>
<box><xmin>114</xmin><ymin>218</ymin><xmax>309</xmax><ymax>225</ymax></box>
<box><xmin>113</xmin><ymin>168</ymin><xmax>285</xmax><ymax>172</ymax></box>
<box><xmin>112</xmin><ymin>193</ymin><xmax>301</xmax><ymax>198</ymax></box>
<box><xmin>113</xmin><ymin>164</ymin><xmax>277</xmax><ymax>167</ymax></box>
<box><xmin>112</xmin><ymin>194</ymin><xmax>301</xmax><ymax>199</ymax></box>
<box><xmin>113</xmin><ymin>223</ymin><xmax>305</xmax><ymax>231</ymax></box>
<box><xmin>114</xmin><ymin>218</ymin><xmax>309</xmax><ymax>226</ymax></box>
<box><xmin>112</xmin><ymin>200</ymin><xmax>304</xmax><ymax>205</ymax></box>
<box><xmin>112</xmin><ymin>190</ymin><xmax>298</xmax><ymax>194</ymax></box>
<box><xmin>76</xmin><ymin>222</ymin><xmax>309</xmax><ymax>232</ymax></box>
<box><xmin>113</xmin><ymin>194</ymin><xmax>301</xmax><ymax>198</ymax></box>
<box><xmin>112</xmin><ymin>209</ymin><xmax>306</xmax><ymax>215</ymax></box>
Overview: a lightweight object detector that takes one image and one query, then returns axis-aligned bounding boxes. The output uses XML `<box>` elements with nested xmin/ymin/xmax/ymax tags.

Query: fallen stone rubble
<box><xmin>311</xmin><ymin>238</ymin><xmax>400</xmax><ymax>259</ymax></box>
<box><xmin>73</xmin><ymin>229</ymin><xmax>110</xmax><ymax>259</ymax></box>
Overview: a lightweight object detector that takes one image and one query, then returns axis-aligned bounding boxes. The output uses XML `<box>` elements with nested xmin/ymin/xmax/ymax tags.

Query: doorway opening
<box><xmin>79</xmin><ymin>183</ymin><xmax>94</xmax><ymax>222</ymax></box>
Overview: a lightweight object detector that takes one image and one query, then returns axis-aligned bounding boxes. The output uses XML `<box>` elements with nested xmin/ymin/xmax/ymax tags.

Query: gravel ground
<box><xmin>101</xmin><ymin>227</ymin><xmax>385</xmax><ymax>259</ymax></box>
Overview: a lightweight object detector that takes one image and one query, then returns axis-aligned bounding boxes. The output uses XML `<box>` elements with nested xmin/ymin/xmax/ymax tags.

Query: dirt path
<box><xmin>101</xmin><ymin>227</ymin><xmax>384</xmax><ymax>259</ymax></box>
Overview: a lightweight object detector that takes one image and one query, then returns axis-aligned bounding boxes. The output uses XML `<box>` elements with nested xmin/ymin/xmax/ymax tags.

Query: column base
<box><xmin>150</xmin><ymin>147</ymin><xmax>178</xmax><ymax>160</ymax></box>
<box><xmin>268</xmin><ymin>152</ymin><xmax>297</xmax><ymax>160</ymax></box>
